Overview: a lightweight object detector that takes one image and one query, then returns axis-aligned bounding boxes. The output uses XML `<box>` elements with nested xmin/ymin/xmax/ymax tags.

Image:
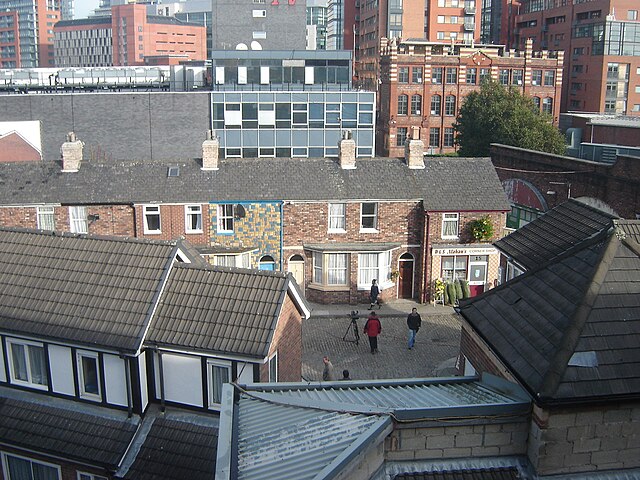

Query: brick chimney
<box><xmin>338</xmin><ymin>130</ymin><xmax>356</xmax><ymax>169</ymax></box>
<box><xmin>202</xmin><ymin>130</ymin><xmax>219</xmax><ymax>171</ymax></box>
<box><xmin>405</xmin><ymin>126</ymin><xmax>425</xmax><ymax>169</ymax></box>
<box><xmin>61</xmin><ymin>132</ymin><xmax>83</xmax><ymax>172</ymax></box>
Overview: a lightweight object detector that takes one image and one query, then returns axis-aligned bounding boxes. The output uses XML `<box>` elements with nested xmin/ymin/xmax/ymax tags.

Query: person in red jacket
<box><xmin>363</xmin><ymin>311</ymin><xmax>382</xmax><ymax>354</ymax></box>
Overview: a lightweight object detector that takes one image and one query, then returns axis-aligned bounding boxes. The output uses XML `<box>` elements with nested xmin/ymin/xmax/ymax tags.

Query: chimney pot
<box><xmin>202</xmin><ymin>132</ymin><xmax>220</xmax><ymax>170</ymax></box>
<box><xmin>338</xmin><ymin>132</ymin><xmax>356</xmax><ymax>169</ymax></box>
<box><xmin>61</xmin><ymin>132</ymin><xmax>83</xmax><ymax>172</ymax></box>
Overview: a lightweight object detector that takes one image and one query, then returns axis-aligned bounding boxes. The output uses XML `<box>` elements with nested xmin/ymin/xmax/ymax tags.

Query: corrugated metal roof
<box><xmin>236</xmin><ymin>393</ymin><xmax>391</xmax><ymax>480</ymax></box>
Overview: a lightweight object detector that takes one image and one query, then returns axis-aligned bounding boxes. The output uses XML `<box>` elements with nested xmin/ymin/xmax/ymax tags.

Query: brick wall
<box><xmin>491</xmin><ymin>144</ymin><xmax>640</xmax><ymax>219</ymax></box>
<box><xmin>135</xmin><ymin>203</ymin><xmax>210</xmax><ymax>245</ymax></box>
<box><xmin>529</xmin><ymin>402</ymin><xmax>640</xmax><ymax>475</ymax></box>
<box><xmin>385</xmin><ymin>420</ymin><xmax>529</xmax><ymax>461</ymax></box>
<box><xmin>261</xmin><ymin>292</ymin><xmax>303</xmax><ymax>382</ymax></box>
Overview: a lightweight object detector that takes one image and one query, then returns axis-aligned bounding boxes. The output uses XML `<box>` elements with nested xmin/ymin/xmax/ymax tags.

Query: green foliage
<box><xmin>446</xmin><ymin>282</ymin><xmax>458</xmax><ymax>306</ymax></box>
<box><xmin>443</xmin><ymin>281</ymin><xmax>450</xmax><ymax>305</ymax></box>
<box><xmin>454</xmin><ymin>279</ymin><xmax>463</xmax><ymax>299</ymax></box>
<box><xmin>460</xmin><ymin>279</ymin><xmax>471</xmax><ymax>299</ymax></box>
<box><xmin>453</xmin><ymin>81</ymin><xmax>567</xmax><ymax>157</ymax></box>
<box><xmin>468</xmin><ymin>216</ymin><xmax>494</xmax><ymax>242</ymax></box>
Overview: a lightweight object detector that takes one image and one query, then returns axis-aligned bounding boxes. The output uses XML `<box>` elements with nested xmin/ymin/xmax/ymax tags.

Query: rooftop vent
<box><xmin>167</xmin><ymin>166</ymin><xmax>180</xmax><ymax>177</ymax></box>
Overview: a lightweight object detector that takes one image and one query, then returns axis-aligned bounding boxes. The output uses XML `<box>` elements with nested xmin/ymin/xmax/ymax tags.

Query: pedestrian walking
<box><xmin>369</xmin><ymin>279</ymin><xmax>381</xmax><ymax>309</ymax></box>
<box><xmin>406</xmin><ymin>307</ymin><xmax>422</xmax><ymax>350</ymax></box>
<box><xmin>322</xmin><ymin>356</ymin><xmax>334</xmax><ymax>381</ymax></box>
<box><xmin>363</xmin><ymin>311</ymin><xmax>382</xmax><ymax>354</ymax></box>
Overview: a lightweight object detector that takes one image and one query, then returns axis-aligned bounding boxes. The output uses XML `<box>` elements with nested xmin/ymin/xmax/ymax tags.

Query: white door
<box><xmin>288</xmin><ymin>255</ymin><xmax>305</xmax><ymax>295</ymax></box>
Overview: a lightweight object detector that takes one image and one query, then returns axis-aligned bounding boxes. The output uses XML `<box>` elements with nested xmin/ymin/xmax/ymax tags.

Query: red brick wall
<box><xmin>261</xmin><ymin>292</ymin><xmax>302</xmax><ymax>382</ymax></box>
<box><xmin>134</xmin><ymin>204</ymin><xmax>210</xmax><ymax>245</ymax></box>
<box><xmin>491</xmin><ymin>144</ymin><xmax>640</xmax><ymax>218</ymax></box>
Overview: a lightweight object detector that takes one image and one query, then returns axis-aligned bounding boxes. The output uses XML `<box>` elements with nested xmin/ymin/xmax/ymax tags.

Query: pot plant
<box><xmin>468</xmin><ymin>216</ymin><xmax>494</xmax><ymax>242</ymax></box>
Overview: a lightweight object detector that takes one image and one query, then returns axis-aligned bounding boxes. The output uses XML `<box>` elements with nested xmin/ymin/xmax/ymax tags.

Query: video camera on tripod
<box><xmin>343</xmin><ymin>310</ymin><xmax>360</xmax><ymax>345</ymax></box>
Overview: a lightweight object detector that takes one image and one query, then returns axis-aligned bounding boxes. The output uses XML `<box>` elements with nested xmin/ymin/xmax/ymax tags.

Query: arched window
<box><xmin>445</xmin><ymin>95</ymin><xmax>456</xmax><ymax>116</ymax></box>
<box><xmin>532</xmin><ymin>96</ymin><xmax>541</xmax><ymax>110</ymax></box>
<box><xmin>259</xmin><ymin>255</ymin><xmax>276</xmax><ymax>271</ymax></box>
<box><xmin>411</xmin><ymin>94</ymin><xmax>422</xmax><ymax>115</ymax></box>
<box><xmin>397</xmin><ymin>94</ymin><xmax>408</xmax><ymax>115</ymax></box>
<box><xmin>542</xmin><ymin>97</ymin><xmax>553</xmax><ymax>114</ymax></box>
<box><xmin>430</xmin><ymin>94</ymin><xmax>441</xmax><ymax>115</ymax></box>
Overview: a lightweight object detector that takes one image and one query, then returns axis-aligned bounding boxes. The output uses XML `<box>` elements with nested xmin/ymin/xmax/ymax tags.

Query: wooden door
<box><xmin>288</xmin><ymin>256</ymin><xmax>305</xmax><ymax>295</ymax></box>
<box><xmin>398</xmin><ymin>258</ymin><xmax>414</xmax><ymax>299</ymax></box>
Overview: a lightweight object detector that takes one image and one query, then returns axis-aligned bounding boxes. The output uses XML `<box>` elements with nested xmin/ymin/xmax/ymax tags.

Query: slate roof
<box><xmin>494</xmin><ymin>199</ymin><xmax>617</xmax><ymax>270</ymax></box>
<box><xmin>0</xmin><ymin>386</ymin><xmax>138</xmax><ymax>469</ymax></box>
<box><xmin>0</xmin><ymin>156</ymin><xmax>509</xmax><ymax>212</ymax></box>
<box><xmin>146</xmin><ymin>264</ymin><xmax>295</xmax><ymax>358</ymax></box>
<box><xmin>459</xmin><ymin>219</ymin><xmax>640</xmax><ymax>404</ymax></box>
<box><xmin>0</xmin><ymin>228</ymin><xmax>179</xmax><ymax>353</ymax></box>
<box><xmin>121</xmin><ymin>416</ymin><xmax>218</xmax><ymax>480</ymax></box>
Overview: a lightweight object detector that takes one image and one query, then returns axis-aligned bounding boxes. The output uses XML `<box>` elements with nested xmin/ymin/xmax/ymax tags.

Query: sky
<box><xmin>74</xmin><ymin>0</ymin><xmax>101</xmax><ymax>19</ymax></box>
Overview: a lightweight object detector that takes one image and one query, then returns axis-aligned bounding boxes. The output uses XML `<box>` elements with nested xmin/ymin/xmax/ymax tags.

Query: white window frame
<box><xmin>312</xmin><ymin>252</ymin><xmax>348</xmax><ymax>286</ymax></box>
<box><xmin>358</xmin><ymin>251</ymin><xmax>392</xmax><ymax>289</ymax></box>
<box><xmin>37</xmin><ymin>205</ymin><xmax>55</xmax><ymax>230</ymax></box>
<box><xmin>76</xmin><ymin>350</ymin><xmax>102</xmax><ymax>401</ymax></box>
<box><xmin>207</xmin><ymin>359</ymin><xmax>231</xmax><ymax>408</ymax></box>
<box><xmin>268</xmin><ymin>351</ymin><xmax>278</xmax><ymax>382</ymax></box>
<box><xmin>217</xmin><ymin>204</ymin><xmax>234</xmax><ymax>233</ymax></box>
<box><xmin>1</xmin><ymin>452</ymin><xmax>61</xmax><ymax>480</ymax></box>
<box><xmin>6</xmin><ymin>338</ymin><xmax>48</xmax><ymax>390</ymax></box>
<box><xmin>69</xmin><ymin>206</ymin><xmax>88</xmax><ymax>234</ymax></box>
<box><xmin>328</xmin><ymin>203</ymin><xmax>346</xmax><ymax>232</ymax></box>
<box><xmin>360</xmin><ymin>202</ymin><xmax>378</xmax><ymax>231</ymax></box>
<box><xmin>78</xmin><ymin>473</ymin><xmax>108</xmax><ymax>480</ymax></box>
<box><xmin>143</xmin><ymin>205</ymin><xmax>161</xmax><ymax>234</ymax></box>
<box><xmin>185</xmin><ymin>205</ymin><xmax>203</xmax><ymax>233</ymax></box>
<box><xmin>442</xmin><ymin>213</ymin><xmax>459</xmax><ymax>239</ymax></box>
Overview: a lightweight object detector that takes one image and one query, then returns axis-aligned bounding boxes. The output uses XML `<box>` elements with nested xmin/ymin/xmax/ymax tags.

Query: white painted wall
<box><xmin>138</xmin><ymin>351</ymin><xmax>148</xmax><ymax>411</ymax></box>
<box><xmin>103</xmin><ymin>354</ymin><xmax>128</xmax><ymax>407</ymax></box>
<box><xmin>237</xmin><ymin>362</ymin><xmax>254</xmax><ymax>386</ymax></box>
<box><xmin>0</xmin><ymin>341</ymin><xmax>5</xmax><ymax>382</ymax></box>
<box><xmin>48</xmin><ymin>345</ymin><xmax>75</xmax><ymax>396</ymax></box>
<box><xmin>162</xmin><ymin>353</ymin><xmax>203</xmax><ymax>407</ymax></box>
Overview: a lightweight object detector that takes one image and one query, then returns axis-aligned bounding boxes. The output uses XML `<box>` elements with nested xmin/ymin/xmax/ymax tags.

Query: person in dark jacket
<box><xmin>369</xmin><ymin>279</ymin><xmax>381</xmax><ymax>309</ymax></box>
<box><xmin>363</xmin><ymin>311</ymin><xmax>382</xmax><ymax>354</ymax></box>
<box><xmin>406</xmin><ymin>307</ymin><xmax>422</xmax><ymax>350</ymax></box>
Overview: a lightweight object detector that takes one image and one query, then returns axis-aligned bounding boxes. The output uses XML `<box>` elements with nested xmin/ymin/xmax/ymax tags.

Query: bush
<box><xmin>468</xmin><ymin>216</ymin><xmax>494</xmax><ymax>242</ymax></box>
<box><xmin>454</xmin><ymin>279</ymin><xmax>463</xmax><ymax>299</ymax></box>
<box><xmin>460</xmin><ymin>279</ymin><xmax>471</xmax><ymax>299</ymax></box>
<box><xmin>447</xmin><ymin>282</ymin><xmax>458</xmax><ymax>306</ymax></box>
<box><xmin>443</xmin><ymin>282</ymin><xmax>450</xmax><ymax>305</ymax></box>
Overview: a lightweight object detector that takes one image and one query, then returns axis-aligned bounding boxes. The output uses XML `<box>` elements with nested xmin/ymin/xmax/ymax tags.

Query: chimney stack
<box><xmin>61</xmin><ymin>132</ymin><xmax>83</xmax><ymax>172</ymax></box>
<box><xmin>338</xmin><ymin>130</ymin><xmax>356</xmax><ymax>169</ymax></box>
<box><xmin>202</xmin><ymin>130</ymin><xmax>220</xmax><ymax>170</ymax></box>
<box><xmin>405</xmin><ymin>126</ymin><xmax>425</xmax><ymax>169</ymax></box>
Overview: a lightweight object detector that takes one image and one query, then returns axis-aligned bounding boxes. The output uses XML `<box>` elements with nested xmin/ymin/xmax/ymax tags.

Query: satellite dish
<box><xmin>250</xmin><ymin>41</ymin><xmax>263</xmax><ymax>50</ymax></box>
<box><xmin>236</xmin><ymin>43</ymin><xmax>248</xmax><ymax>50</ymax></box>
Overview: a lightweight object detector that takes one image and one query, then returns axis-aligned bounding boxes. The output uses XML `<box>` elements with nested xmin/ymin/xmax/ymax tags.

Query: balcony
<box><xmin>463</xmin><ymin>22</ymin><xmax>475</xmax><ymax>31</ymax></box>
<box><xmin>464</xmin><ymin>6</ymin><xmax>476</xmax><ymax>14</ymax></box>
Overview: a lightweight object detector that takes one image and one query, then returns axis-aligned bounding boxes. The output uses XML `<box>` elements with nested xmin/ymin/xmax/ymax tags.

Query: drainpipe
<box><xmin>280</xmin><ymin>201</ymin><xmax>284</xmax><ymax>271</ymax></box>
<box><xmin>422</xmin><ymin>212</ymin><xmax>430</xmax><ymax>303</ymax></box>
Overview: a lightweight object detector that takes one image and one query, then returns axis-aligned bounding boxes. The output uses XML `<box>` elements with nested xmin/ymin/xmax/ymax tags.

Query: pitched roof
<box><xmin>494</xmin><ymin>199</ymin><xmax>617</xmax><ymax>270</ymax></box>
<box><xmin>0</xmin><ymin>228</ymin><xmax>179</xmax><ymax>353</ymax></box>
<box><xmin>146</xmin><ymin>264</ymin><xmax>297</xmax><ymax>358</ymax></box>
<box><xmin>459</xmin><ymin>220</ymin><xmax>640</xmax><ymax>404</ymax></box>
<box><xmin>0</xmin><ymin>156</ymin><xmax>509</xmax><ymax>212</ymax></box>
<box><xmin>0</xmin><ymin>386</ymin><xmax>138</xmax><ymax>469</ymax></box>
<box><xmin>121</xmin><ymin>416</ymin><xmax>218</xmax><ymax>480</ymax></box>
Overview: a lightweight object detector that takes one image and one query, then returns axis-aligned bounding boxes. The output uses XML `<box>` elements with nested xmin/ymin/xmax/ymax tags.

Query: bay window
<box><xmin>313</xmin><ymin>252</ymin><xmax>348</xmax><ymax>286</ymax></box>
<box><xmin>358</xmin><ymin>251</ymin><xmax>392</xmax><ymax>288</ymax></box>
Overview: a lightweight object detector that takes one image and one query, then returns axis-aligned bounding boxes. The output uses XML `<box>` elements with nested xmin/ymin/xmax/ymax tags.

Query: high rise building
<box><xmin>1</xmin><ymin>0</ymin><xmax>61</xmax><ymax>67</ymax></box>
<box><xmin>514</xmin><ymin>0</ymin><xmax>640</xmax><ymax>115</ymax></box>
<box><xmin>307</xmin><ymin>0</ymin><xmax>328</xmax><ymax>50</ymax></box>
<box><xmin>60</xmin><ymin>0</ymin><xmax>74</xmax><ymax>20</ymax></box>
<box><xmin>354</xmin><ymin>0</ymin><xmax>482</xmax><ymax>90</ymax></box>
<box><xmin>211</xmin><ymin>0</ymin><xmax>307</xmax><ymax>50</ymax></box>
<box><xmin>0</xmin><ymin>10</ymin><xmax>20</xmax><ymax>68</ymax></box>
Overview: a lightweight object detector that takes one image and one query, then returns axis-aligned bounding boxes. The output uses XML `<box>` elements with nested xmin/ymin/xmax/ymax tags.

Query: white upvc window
<box><xmin>1</xmin><ymin>453</ymin><xmax>61</xmax><ymax>480</ymax></box>
<box><xmin>37</xmin><ymin>205</ymin><xmax>55</xmax><ymax>230</ymax></box>
<box><xmin>217</xmin><ymin>204</ymin><xmax>234</xmax><ymax>233</ymax></box>
<box><xmin>360</xmin><ymin>202</ymin><xmax>378</xmax><ymax>231</ymax></box>
<box><xmin>185</xmin><ymin>205</ymin><xmax>203</xmax><ymax>233</ymax></box>
<box><xmin>358</xmin><ymin>251</ymin><xmax>392</xmax><ymax>288</ymax></box>
<box><xmin>69</xmin><ymin>206</ymin><xmax>88</xmax><ymax>234</ymax></box>
<box><xmin>143</xmin><ymin>205</ymin><xmax>161</xmax><ymax>234</ymax></box>
<box><xmin>268</xmin><ymin>352</ymin><xmax>278</xmax><ymax>382</ymax></box>
<box><xmin>312</xmin><ymin>252</ymin><xmax>348</xmax><ymax>286</ymax></box>
<box><xmin>214</xmin><ymin>252</ymin><xmax>250</xmax><ymax>268</ymax></box>
<box><xmin>207</xmin><ymin>359</ymin><xmax>231</xmax><ymax>408</ymax></box>
<box><xmin>6</xmin><ymin>339</ymin><xmax>48</xmax><ymax>390</ymax></box>
<box><xmin>328</xmin><ymin>203</ymin><xmax>346</xmax><ymax>232</ymax></box>
<box><xmin>442</xmin><ymin>213</ymin><xmax>459</xmax><ymax>239</ymax></box>
<box><xmin>76</xmin><ymin>350</ymin><xmax>101</xmax><ymax>401</ymax></box>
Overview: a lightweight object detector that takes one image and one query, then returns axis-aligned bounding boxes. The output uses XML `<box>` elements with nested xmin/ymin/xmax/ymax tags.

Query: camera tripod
<box><xmin>343</xmin><ymin>311</ymin><xmax>360</xmax><ymax>345</ymax></box>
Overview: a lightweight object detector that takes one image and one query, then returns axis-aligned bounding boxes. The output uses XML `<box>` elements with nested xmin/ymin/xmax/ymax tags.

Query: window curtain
<box><xmin>28</xmin><ymin>346</ymin><xmax>47</xmax><ymax>386</ymax></box>
<box><xmin>10</xmin><ymin>343</ymin><xmax>28</xmax><ymax>381</ymax></box>
<box><xmin>69</xmin><ymin>206</ymin><xmax>88</xmax><ymax>234</ymax></box>
<box><xmin>329</xmin><ymin>203</ymin><xmax>345</xmax><ymax>230</ymax></box>
<box><xmin>32</xmin><ymin>462</ymin><xmax>58</xmax><ymax>480</ymax></box>
<box><xmin>380</xmin><ymin>251</ymin><xmax>392</xmax><ymax>282</ymax></box>
<box><xmin>313</xmin><ymin>252</ymin><xmax>323</xmax><ymax>284</ymax></box>
<box><xmin>210</xmin><ymin>365</ymin><xmax>229</xmax><ymax>405</ymax></box>
<box><xmin>327</xmin><ymin>253</ymin><xmax>346</xmax><ymax>285</ymax></box>
<box><xmin>7</xmin><ymin>455</ymin><xmax>32</xmax><ymax>480</ymax></box>
<box><xmin>443</xmin><ymin>215</ymin><xmax>458</xmax><ymax>237</ymax></box>
<box><xmin>358</xmin><ymin>253</ymin><xmax>378</xmax><ymax>285</ymax></box>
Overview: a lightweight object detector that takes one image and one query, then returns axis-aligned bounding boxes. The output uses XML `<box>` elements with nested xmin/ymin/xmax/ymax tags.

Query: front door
<box><xmin>398</xmin><ymin>255</ymin><xmax>414</xmax><ymax>299</ymax></box>
<box><xmin>288</xmin><ymin>255</ymin><xmax>305</xmax><ymax>295</ymax></box>
<box><xmin>468</xmin><ymin>256</ymin><xmax>487</xmax><ymax>297</ymax></box>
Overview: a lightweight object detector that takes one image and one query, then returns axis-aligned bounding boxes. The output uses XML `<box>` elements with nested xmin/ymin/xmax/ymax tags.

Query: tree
<box><xmin>453</xmin><ymin>81</ymin><xmax>566</xmax><ymax>157</ymax></box>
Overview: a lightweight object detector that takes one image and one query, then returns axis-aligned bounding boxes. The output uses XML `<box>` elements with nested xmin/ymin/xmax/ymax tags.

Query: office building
<box><xmin>0</xmin><ymin>10</ymin><xmax>20</xmax><ymax>68</ymax></box>
<box><xmin>514</xmin><ymin>0</ymin><xmax>640</xmax><ymax>115</ymax></box>
<box><xmin>307</xmin><ymin>0</ymin><xmax>328</xmax><ymax>50</ymax></box>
